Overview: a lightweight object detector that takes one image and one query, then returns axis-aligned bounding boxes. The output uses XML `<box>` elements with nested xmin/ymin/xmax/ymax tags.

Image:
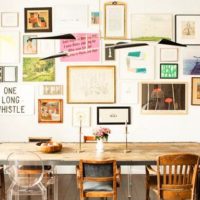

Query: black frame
<box><xmin>97</xmin><ymin>106</ymin><xmax>131</xmax><ymax>125</ymax></box>
<box><xmin>24</xmin><ymin>7</ymin><xmax>52</xmax><ymax>33</ymax></box>
<box><xmin>160</xmin><ymin>63</ymin><xmax>178</xmax><ymax>79</ymax></box>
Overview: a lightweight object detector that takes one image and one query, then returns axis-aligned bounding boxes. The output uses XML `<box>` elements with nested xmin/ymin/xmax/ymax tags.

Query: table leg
<box><xmin>127</xmin><ymin>166</ymin><xmax>132</xmax><ymax>199</ymax></box>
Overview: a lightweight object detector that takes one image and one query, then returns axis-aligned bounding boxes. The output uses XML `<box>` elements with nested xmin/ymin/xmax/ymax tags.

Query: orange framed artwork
<box><xmin>38</xmin><ymin>99</ymin><xmax>63</xmax><ymax>123</ymax></box>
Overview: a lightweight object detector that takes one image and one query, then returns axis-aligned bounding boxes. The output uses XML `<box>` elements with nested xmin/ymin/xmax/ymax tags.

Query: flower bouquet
<box><xmin>93</xmin><ymin>127</ymin><xmax>111</xmax><ymax>141</ymax></box>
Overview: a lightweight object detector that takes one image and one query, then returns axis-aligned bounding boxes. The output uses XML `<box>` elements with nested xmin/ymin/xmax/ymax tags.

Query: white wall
<box><xmin>0</xmin><ymin>0</ymin><xmax>200</xmax><ymax>143</ymax></box>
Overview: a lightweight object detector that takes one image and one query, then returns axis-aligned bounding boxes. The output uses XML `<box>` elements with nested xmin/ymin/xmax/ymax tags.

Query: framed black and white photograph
<box><xmin>97</xmin><ymin>106</ymin><xmax>131</xmax><ymax>125</ymax></box>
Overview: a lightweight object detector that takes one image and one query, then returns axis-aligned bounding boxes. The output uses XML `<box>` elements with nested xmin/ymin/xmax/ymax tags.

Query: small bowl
<box><xmin>36</xmin><ymin>141</ymin><xmax>62</xmax><ymax>153</ymax></box>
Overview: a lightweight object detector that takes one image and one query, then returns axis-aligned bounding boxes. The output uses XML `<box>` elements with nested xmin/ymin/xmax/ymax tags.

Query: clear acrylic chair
<box><xmin>6</xmin><ymin>151</ymin><xmax>47</xmax><ymax>200</ymax></box>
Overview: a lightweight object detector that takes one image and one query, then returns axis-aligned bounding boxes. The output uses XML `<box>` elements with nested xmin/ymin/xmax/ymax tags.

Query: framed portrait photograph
<box><xmin>141</xmin><ymin>82</ymin><xmax>187</xmax><ymax>114</ymax></box>
<box><xmin>160</xmin><ymin>64</ymin><xmax>178</xmax><ymax>79</ymax></box>
<box><xmin>38</xmin><ymin>99</ymin><xmax>63</xmax><ymax>123</ymax></box>
<box><xmin>67</xmin><ymin>66</ymin><xmax>116</xmax><ymax>104</ymax></box>
<box><xmin>191</xmin><ymin>77</ymin><xmax>200</xmax><ymax>105</ymax></box>
<box><xmin>24</xmin><ymin>7</ymin><xmax>52</xmax><ymax>32</ymax></box>
<box><xmin>131</xmin><ymin>14</ymin><xmax>173</xmax><ymax>41</ymax></box>
<box><xmin>160</xmin><ymin>48</ymin><xmax>179</xmax><ymax>62</ymax></box>
<box><xmin>72</xmin><ymin>107</ymin><xmax>91</xmax><ymax>127</ymax></box>
<box><xmin>97</xmin><ymin>106</ymin><xmax>131</xmax><ymax>125</ymax></box>
<box><xmin>1</xmin><ymin>12</ymin><xmax>19</xmax><ymax>27</ymax></box>
<box><xmin>23</xmin><ymin>35</ymin><xmax>37</xmax><ymax>54</ymax></box>
<box><xmin>175</xmin><ymin>14</ymin><xmax>200</xmax><ymax>45</ymax></box>
<box><xmin>104</xmin><ymin>1</ymin><xmax>127</xmax><ymax>39</ymax></box>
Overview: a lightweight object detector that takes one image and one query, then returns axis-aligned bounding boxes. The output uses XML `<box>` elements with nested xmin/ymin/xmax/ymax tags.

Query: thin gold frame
<box><xmin>191</xmin><ymin>77</ymin><xmax>200</xmax><ymax>105</ymax></box>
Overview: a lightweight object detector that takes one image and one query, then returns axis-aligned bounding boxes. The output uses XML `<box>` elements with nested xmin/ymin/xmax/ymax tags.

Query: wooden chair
<box><xmin>0</xmin><ymin>165</ymin><xmax>5</xmax><ymax>200</ymax></box>
<box><xmin>83</xmin><ymin>136</ymin><xmax>95</xmax><ymax>143</ymax></box>
<box><xmin>145</xmin><ymin>153</ymin><xmax>199</xmax><ymax>200</ymax></box>
<box><xmin>76</xmin><ymin>160</ymin><xmax>121</xmax><ymax>200</ymax></box>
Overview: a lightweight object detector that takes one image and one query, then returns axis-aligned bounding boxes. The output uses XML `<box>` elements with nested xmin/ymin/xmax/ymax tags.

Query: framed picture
<box><xmin>3</xmin><ymin>66</ymin><xmax>18</xmax><ymax>82</ymax></box>
<box><xmin>117</xmin><ymin>46</ymin><xmax>155</xmax><ymax>79</ymax></box>
<box><xmin>72</xmin><ymin>107</ymin><xmax>91</xmax><ymax>127</ymax></box>
<box><xmin>0</xmin><ymin>31</ymin><xmax>19</xmax><ymax>64</ymax></box>
<box><xmin>0</xmin><ymin>67</ymin><xmax>3</xmax><ymax>82</ymax></box>
<box><xmin>175</xmin><ymin>14</ymin><xmax>200</xmax><ymax>45</ymax></box>
<box><xmin>24</xmin><ymin>7</ymin><xmax>52</xmax><ymax>32</ymax></box>
<box><xmin>67</xmin><ymin>66</ymin><xmax>116</xmax><ymax>104</ymax></box>
<box><xmin>191</xmin><ymin>77</ymin><xmax>200</xmax><ymax>105</ymax></box>
<box><xmin>97</xmin><ymin>106</ymin><xmax>131</xmax><ymax>125</ymax></box>
<box><xmin>160</xmin><ymin>64</ymin><xmax>178</xmax><ymax>79</ymax></box>
<box><xmin>23</xmin><ymin>35</ymin><xmax>37</xmax><ymax>54</ymax></box>
<box><xmin>131</xmin><ymin>14</ymin><xmax>173</xmax><ymax>41</ymax></box>
<box><xmin>104</xmin><ymin>1</ymin><xmax>127</xmax><ymax>39</ymax></box>
<box><xmin>40</xmin><ymin>85</ymin><xmax>64</xmax><ymax>95</ymax></box>
<box><xmin>182</xmin><ymin>46</ymin><xmax>200</xmax><ymax>75</ymax></box>
<box><xmin>23</xmin><ymin>57</ymin><xmax>55</xmax><ymax>82</ymax></box>
<box><xmin>1</xmin><ymin>12</ymin><xmax>19</xmax><ymax>27</ymax></box>
<box><xmin>105</xmin><ymin>43</ymin><xmax>115</xmax><ymax>61</ymax></box>
<box><xmin>160</xmin><ymin>48</ymin><xmax>179</xmax><ymax>62</ymax></box>
<box><xmin>38</xmin><ymin>99</ymin><xmax>63</xmax><ymax>123</ymax></box>
<box><xmin>141</xmin><ymin>82</ymin><xmax>187</xmax><ymax>114</ymax></box>
<box><xmin>91</xmin><ymin>11</ymin><xmax>100</xmax><ymax>25</ymax></box>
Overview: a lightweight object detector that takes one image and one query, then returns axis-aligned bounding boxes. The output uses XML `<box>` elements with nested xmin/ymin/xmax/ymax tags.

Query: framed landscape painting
<box><xmin>141</xmin><ymin>82</ymin><xmax>187</xmax><ymax>114</ymax></box>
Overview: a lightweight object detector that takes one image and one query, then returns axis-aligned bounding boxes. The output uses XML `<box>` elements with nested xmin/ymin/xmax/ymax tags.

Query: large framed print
<box><xmin>175</xmin><ymin>14</ymin><xmax>200</xmax><ymax>45</ymax></box>
<box><xmin>97</xmin><ymin>106</ymin><xmax>131</xmax><ymax>125</ymax></box>
<box><xmin>38</xmin><ymin>99</ymin><xmax>63</xmax><ymax>123</ymax></box>
<box><xmin>191</xmin><ymin>77</ymin><xmax>200</xmax><ymax>105</ymax></box>
<box><xmin>24</xmin><ymin>7</ymin><xmax>52</xmax><ymax>32</ymax></box>
<box><xmin>104</xmin><ymin>1</ymin><xmax>127</xmax><ymax>39</ymax></box>
<box><xmin>141</xmin><ymin>82</ymin><xmax>187</xmax><ymax>114</ymax></box>
<box><xmin>67</xmin><ymin>66</ymin><xmax>116</xmax><ymax>104</ymax></box>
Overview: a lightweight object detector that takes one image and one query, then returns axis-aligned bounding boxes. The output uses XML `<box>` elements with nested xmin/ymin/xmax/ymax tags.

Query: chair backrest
<box><xmin>6</xmin><ymin>151</ymin><xmax>44</xmax><ymax>188</ymax></box>
<box><xmin>79</xmin><ymin>160</ymin><xmax>117</xmax><ymax>188</ymax></box>
<box><xmin>157</xmin><ymin>153</ymin><xmax>199</xmax><ymax>200</ymax></box>
<box><xmin>83</xmin><ymin>136</ymin><xmax>95</xmax><ymax>143</ymax></box>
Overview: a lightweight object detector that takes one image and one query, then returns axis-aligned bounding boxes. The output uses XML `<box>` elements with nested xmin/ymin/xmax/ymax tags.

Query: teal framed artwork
<box><xmin>160</xmin><ymin>63</ymin><xmax>178</xmax><ymax>79</ymax></box>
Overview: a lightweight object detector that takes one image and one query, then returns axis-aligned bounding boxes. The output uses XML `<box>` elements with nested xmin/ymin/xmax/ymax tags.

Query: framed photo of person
<box><xmin>24</xmin><ymin>7</ymin><xmax>52</xmax><ymax>32</ymax></box>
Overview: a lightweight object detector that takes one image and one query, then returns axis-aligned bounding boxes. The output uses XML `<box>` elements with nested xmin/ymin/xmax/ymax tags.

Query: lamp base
<box><xmin>123</xmin><ymin>149</ymin><xmax>131</xmax><ymax>153</ymax></box>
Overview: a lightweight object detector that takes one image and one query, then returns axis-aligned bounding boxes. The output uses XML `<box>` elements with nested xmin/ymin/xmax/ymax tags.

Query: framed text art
<box><xmin>104</xmin><ymin>1</ymin><xmax>127</xmax><ymax>39</ymax></box>
<box><xmin>191</xmin><ymin>77</ymin><xmax>200</xmax><ymax>105</ymax></box>
<box><xmin>175</xmin><ymin>14</ymin><xmax>200</xmax><ymax>45</ymax></box>
<box><xmin>160</xmin><ymin>64</ymin><xmax>178</xmax><ymax>79</ymax></box>
<box><xmin>67</xmin><ymin>66</ymin><xmax>116</xmax><ymax>104</ymax></box>
<box><xmin>38</xmin><ymin>99</ymin><xmax>63</xmax><ymax>123</ymax></box>
<box><xmin>24</xmin><ymin>7</ymin><xmax>52</xmax><ymax>32</ymax></box>
<box><xmin>97</xmin><ymin>106</ymin><xmax>131</xmax><ymax>125</ymax></box>
<box><xmin>141</xmin><ymin>82</ymin><xmax>187</xmax><ymax>114</ymax></box>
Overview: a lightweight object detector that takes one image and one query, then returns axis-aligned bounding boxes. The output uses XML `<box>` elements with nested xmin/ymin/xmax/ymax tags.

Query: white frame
<box><xmin>160</xmin><ymin>48</ymin><xmax>179</xmax><ymax>62</ymax></box>
<box><xmin>1</xmin><ymin>12</ymin><xmax>18</xmax><ymax>27</ymax></box>
<box><xmin>3</xmin><ymin>66</ymin><xmax>17</xmax><ymax>82</ymax></box>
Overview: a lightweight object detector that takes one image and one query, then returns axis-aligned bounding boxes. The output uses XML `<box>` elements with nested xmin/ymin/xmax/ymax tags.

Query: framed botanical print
<box><xmin>67</xmin><ymin>66</ymin><xmax>116</xmax><ymax>103</ymax></box>
<box><xmin>175</xmin><ymin>14</ymin><xmax>200</xmax><ymax>45</ymax></box>
<box><xmin>104</xmin><ymin>1</ymin><xmax>127</xmax><ymax>39</ymax></box>
<box><xmin>38</xmin><ymin>99</ymin><xmax>63</xmax><ymax>123</ymax></box>
<box><xmin>97</xmin><ymin>106</ymin><xmax>131</xmax><ymax>125</ymax></box>
<box><xmin>24</xmin><ymin>7</ymin><xmax>52</xmax><ymax>32</ymax></box>
<box><xmin>191</xmin><ymin>77</ymin><xmax>200</xmax><ymax>105</ymax></box>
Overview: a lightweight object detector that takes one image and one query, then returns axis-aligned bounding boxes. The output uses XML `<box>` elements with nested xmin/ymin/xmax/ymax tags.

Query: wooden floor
<box><xmin>4</xmin><ymin>174</ymin><xmax>155</xmax><ymax>200</ymax></box>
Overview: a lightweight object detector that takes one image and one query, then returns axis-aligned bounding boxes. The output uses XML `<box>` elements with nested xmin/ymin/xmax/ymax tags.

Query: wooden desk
<box><xmin>0</xmin><ymin>142</ymin><xmax>200</xmax><ymax>165</ymax></box>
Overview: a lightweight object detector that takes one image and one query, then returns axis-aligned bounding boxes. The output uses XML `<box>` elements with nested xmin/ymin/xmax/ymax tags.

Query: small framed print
<box><xmin>160</xmin><ymin>64</ymin><xmax>178</xmax><ymax>79</ymax></box>
<box><xmin>72</xmin><ymin>107</ymin><xmax>91</xmax><ymax>127</ymax></box>
<box><xmin>175</xmin><ymin>14</ymin><xmax>200</xmax><ymax>45</ymax></box>
<box><xmin>97</xmin><ymin>106</ymin><xmax>131</xmax><ymax>125</ymax></box>
<box><xmin>1</xmin><ymin>12</ymin><xmax>19</xmax><ymax>27</ymax></box>
<box><xmin>38</xmin><ymin>99</ymin><xmax>63</xmax><ymax>123</ymax></box>
<box><xmin>91</xmin><ymin>11</ymin><xmax>100</xmax><ymax>25</ymax></box>
<box><xmin>41</xmin><ymin>85</ymin><xmax>64</xmax><ymax>96</ymax></box>
<box><xmin>23</xmin><ymin>35</ymin><xmax>37</xmax><ymax>54</ymax></box>
<box><xmin>105</xmin><ymin>43</ymin><xmax>115</xmax><ymax>61</ymax></box>
<box><xmin>104</xmin><ymin>1</ymin><xmax>127</xmax><ymax>39</ymax></box>
<box><xmin>24</xmin><ymin>7</ymin><xmax>52</xmax><ymax>32</ymax></box>
<box><xmin>160</xmin><ymin>48</ymin><xmax>179</xmax><ymax>62</ymax></box>
<box><xmin>191</xmin><ymin>77</ymin><xmax>200</xmax><ymax>105</ymax></box>
<box><xmin>0</xmin><ymin>66</ymin><xmax>18</xmax><ymax>82</ymax></box>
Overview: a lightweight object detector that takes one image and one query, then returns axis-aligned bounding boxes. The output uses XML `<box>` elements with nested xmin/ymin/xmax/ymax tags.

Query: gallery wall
<box><xmin>0</xmin><ymin>0</ymin><xmax>200</xmax><ymax>144</ymax></box>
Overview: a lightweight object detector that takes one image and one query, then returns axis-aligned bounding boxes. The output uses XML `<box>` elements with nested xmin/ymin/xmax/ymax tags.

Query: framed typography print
<box><xmin>104</xmin><ymin>1</ymin><xmax>127</xmax><ymax>39</ymax></box>
<box><xmin>24</xmin><ymin>7</ymin><xmax>52</xmax><ymax>32</ymax></box>
<box><xmin>191</xmin><ymin>77</ymin><xmax>200</xmax><ymax>105</ymax></box>
<box><xmin>141</xmin><ymin>82</ymin><xmax>187</xmax><ymax>114</ymax></box>
<box><xmin>175</xmin><ymin>14</ymin><xmax>200</xmax><ymax>45</ymax></box>
<box><xmin>38</xmin><ymin>99</ymin><xmax>63</xmax><ymax>123</ymax></box>
<box><xmin>67</xmin><ymin>66</ymin><xmax>116</xmax><ymax>103</ymax></box>
<box><xmin>97</xmin><ymin>106</ymin><xmax>131</xmax><ymax>125</ymax></box>
<box><xmin>160</xmin><ymin>64</ymin><xmax>178</xmax><ymax>79</ymax></box>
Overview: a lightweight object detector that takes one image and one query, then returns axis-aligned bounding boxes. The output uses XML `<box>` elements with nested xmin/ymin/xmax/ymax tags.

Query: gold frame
<box><xmin>191</xmin><ymin>77</ymin><xmax>200</xmax><ymax>105</ymax></box>
<box><xmin>38</xmin><ymin>99</ymin><xmax>63</xmax><ymax>123</ymax></box>
<box><xmin>67</xmin><ymin>65</ymin><xmax>116</xmax><ymax>104</ymax></box>
<box><xmin>104</xmin><ymin>1</ymin><xmax>127</xmax><ymax>39</ymax></box>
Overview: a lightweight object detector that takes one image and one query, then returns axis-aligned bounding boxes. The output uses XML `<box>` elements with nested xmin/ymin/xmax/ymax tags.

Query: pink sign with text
<box><xmin>60</xmin><ymin>33</ymin><xmax>100</xmax><ymax>62</ymax></box>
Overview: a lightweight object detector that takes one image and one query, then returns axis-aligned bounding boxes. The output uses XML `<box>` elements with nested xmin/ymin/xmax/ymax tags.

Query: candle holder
<box><xmin>77</xmin><ymin>116</ymin><xmax>84</xmax><ymax>153</ymax></box>
<box><xmin>124</xmin><ymin>120</ymin><xmax>131</xmax><ymax>153</ymax></box>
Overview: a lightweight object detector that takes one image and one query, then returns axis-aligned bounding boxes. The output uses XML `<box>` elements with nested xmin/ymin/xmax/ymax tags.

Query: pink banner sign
<box><xmin>60</xmin><ymin>33</ymin><xmax>100</xmax><ymax>62</ymax></box>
